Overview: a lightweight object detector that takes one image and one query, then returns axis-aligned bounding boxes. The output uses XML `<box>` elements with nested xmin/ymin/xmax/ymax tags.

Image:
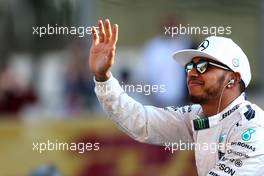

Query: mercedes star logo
<box><xmin>198</xmin><ymin>40</ymin><xmax>209</xmax><ymax>51</ymax></box>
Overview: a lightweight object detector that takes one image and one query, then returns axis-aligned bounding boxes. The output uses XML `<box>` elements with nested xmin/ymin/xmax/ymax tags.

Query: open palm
<box><xmin>89</xmin><ymin>19</ymin><xmax>118</xmax><ymax>81</ymax></box>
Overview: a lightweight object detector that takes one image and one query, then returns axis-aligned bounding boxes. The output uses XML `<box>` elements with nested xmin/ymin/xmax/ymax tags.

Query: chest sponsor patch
<box><xmin>222</xmin><ymin>104</ymin><xmax>240</xmax><ymax>120</ymax></box>
<box><xmin>231</xmin><ymin>141</ymin><xmax>256</xmax><ymax>152</ymax></box>
<box><xmin>217</xmin><ymin>163</ymin><xmax>236</xmax><ymax>176</ymax></box>
<box><xmin>241</xmin><ymin>128</ymin><xmax>256</xmax><ymax>141</ymax></box>
<box><xmin>244</xmin><ymin>105</ymin><xmax>255</xmax><ymax>121</ymax></box>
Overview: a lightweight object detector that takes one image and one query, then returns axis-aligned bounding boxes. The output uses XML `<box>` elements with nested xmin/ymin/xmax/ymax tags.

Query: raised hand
<box><xmin>89</xmin><ymin>19</ymin><xmax>119</xmax><ymax>81</ymax></box>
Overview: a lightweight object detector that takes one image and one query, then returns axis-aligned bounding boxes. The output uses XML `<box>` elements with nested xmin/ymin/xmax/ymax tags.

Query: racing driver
<box><xmin>89</xmin><ymin>19</ymin><xmax>264</xmax><ymax>176</ymax></box>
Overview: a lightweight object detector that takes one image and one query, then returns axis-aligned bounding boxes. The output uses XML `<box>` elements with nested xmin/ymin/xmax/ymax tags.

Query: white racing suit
<box><xmin>94</xmin><ymin>75</ymin><xmax>264</xmax><ymax>176</ymax></box>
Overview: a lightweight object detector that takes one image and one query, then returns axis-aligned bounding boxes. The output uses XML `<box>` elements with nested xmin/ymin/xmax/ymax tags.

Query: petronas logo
<box><xmin>241</xmin><ymin>128</ymin><xmax>256</xmax><ymax>141</ymax></box>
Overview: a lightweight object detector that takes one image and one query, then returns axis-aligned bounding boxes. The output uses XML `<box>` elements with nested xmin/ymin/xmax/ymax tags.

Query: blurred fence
<box><xmin>0</xmin><ymin>117</ymin><xmax>197</xmax><ymax>176</ymax></box>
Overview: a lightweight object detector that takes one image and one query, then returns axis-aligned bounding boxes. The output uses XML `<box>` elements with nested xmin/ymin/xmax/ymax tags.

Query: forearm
<box><xmin>94</xmin><ymin>74</ymin><xmax>150</xmax><ymax>142</ymax></box>
<box><xmin>94</xmin><ymin>75</ymin><xmax>194</xmax><ymax>145</ymax></box>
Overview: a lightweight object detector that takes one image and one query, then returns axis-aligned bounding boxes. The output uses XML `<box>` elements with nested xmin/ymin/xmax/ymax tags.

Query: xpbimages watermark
<box><xmin>32</xmin><ymin>140</ymin><xmax>100</xmax><ymax>154</ymax></box>
<box><xmin>164</xmin><ymin>24</ymin><xmax>232</xmax><ymax>37</ymax></box>
<box><xmin>32</xmin><ymin>24</ymin><xmax>98</xmax><ymax>38</ymax></box>
<box><xmin>164</xmin><ymin>140</ymin><xmax>231</xmax><ymax>154</ymax></box>
<box><xmin>96</xmin><ymin>83</ymin><xmax>166</xmax><ymax>96</ymax></box>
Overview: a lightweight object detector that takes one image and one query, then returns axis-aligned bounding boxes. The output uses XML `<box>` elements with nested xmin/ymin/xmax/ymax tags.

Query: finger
<box><xmin>110</xmin><ymin>24</ymin><xmax>118</xmax><ymax>46</ymax></box>
<box><xmin>91</xmin><ymin>26</ymin><xmax>99</xmax><ymax>45</ymax></box>
<box><xmin>98</xmin><ymin>20</ymin><xmax>105</xmax><ymax>43</ymax></box>
<box><xmin>107</xmin><ymin>49</ymin><xmax>115</xmax><ymax>65</ymax></box>
<box><xmin>105</xmin><ymin>19</ymin><xmax>112</xmax><ymax>43</ymax></box>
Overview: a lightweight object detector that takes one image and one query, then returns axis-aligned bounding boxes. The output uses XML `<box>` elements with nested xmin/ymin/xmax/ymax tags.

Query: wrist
<box><xmin>95</xmin><ymin>71</ymin><xmax>111</xmax><ymax>82</ymax></box>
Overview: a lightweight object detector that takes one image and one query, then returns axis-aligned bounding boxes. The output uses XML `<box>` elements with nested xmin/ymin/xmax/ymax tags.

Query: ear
<box><xmin>227</xmin><ymin>72</ymin><xmax>241</xmax><ymax>88</ymax></box>
<box><xmin>233</xmin><ymin>72</ymin><xmax>242</xmax><ymax>84</ymax></box>
<box><xmin>228</xmin><ymin>72</ymin><xmax>241</xmax><ymax>88</ymax></box>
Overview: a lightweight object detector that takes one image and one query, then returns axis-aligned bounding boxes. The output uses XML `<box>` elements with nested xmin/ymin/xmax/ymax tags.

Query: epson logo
<box><xmin>217</xmin><ymin>163</ymin><xmax>236</xmax><ymax>176</ymax></box>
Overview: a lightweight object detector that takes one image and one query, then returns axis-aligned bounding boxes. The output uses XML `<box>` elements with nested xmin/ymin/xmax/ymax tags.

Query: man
<box><xmin>89</xmin><ymin>19</ymin><xmax>264</xmax><ymax>176</ymax></box>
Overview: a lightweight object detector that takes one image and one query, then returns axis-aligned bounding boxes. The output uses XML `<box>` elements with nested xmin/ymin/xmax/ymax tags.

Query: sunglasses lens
<box><xmin>185</xmin><ymin>63</ymin><xmax>193</xmax><ymax>73</ymax></box>
<box><xmin>196</xmin><ymin>62</ymin><xmax>208</xmax><ymax>73</ymax></box>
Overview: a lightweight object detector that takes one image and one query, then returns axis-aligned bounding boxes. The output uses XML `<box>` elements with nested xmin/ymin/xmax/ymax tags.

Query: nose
<box><xmin>187</xmin><ymin>67</ymin><xmax>199</xmax><ymax>77</ymax></box>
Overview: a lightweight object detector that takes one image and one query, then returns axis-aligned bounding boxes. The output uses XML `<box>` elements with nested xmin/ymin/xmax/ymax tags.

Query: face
<box><xmin>186</xmin><ymin>57</ymin><xmax>228</xmax><ymax>104</ymax></box>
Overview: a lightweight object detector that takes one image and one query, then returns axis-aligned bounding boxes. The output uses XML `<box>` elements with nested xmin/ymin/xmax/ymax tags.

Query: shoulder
<box><xmin>163</xmin><ymin>104</ymin><xmax>202</xmax><ymax>119</ymax></box>
<box><xmin>228</xmin><ymin>102</ymin><xmax>264</xmax><ymax>154</ymax></box>
<box><xmin>237</xmin><ymin>102</ymin><xmax>264</xmax><ymax>128</ymax></box>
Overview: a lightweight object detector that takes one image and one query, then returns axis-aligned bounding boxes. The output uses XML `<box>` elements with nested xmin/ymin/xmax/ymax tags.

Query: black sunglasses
<box><xmin>185</xmin><ymin>60</ymin><xmax>232</xmax><ymax>74</ymax></box>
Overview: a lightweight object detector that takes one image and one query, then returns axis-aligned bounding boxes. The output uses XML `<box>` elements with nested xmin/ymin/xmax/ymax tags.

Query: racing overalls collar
<box><xmin>192</xmin><ymin>93</ymin><xmax>246</xmax><ymax>131</ymax></box>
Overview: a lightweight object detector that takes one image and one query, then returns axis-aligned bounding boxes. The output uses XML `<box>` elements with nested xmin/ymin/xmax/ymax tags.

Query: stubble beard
<box><xmin>189</xmin><ymin>74</ymin><xmax>226</xmax><ymax>105</ymax></box>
